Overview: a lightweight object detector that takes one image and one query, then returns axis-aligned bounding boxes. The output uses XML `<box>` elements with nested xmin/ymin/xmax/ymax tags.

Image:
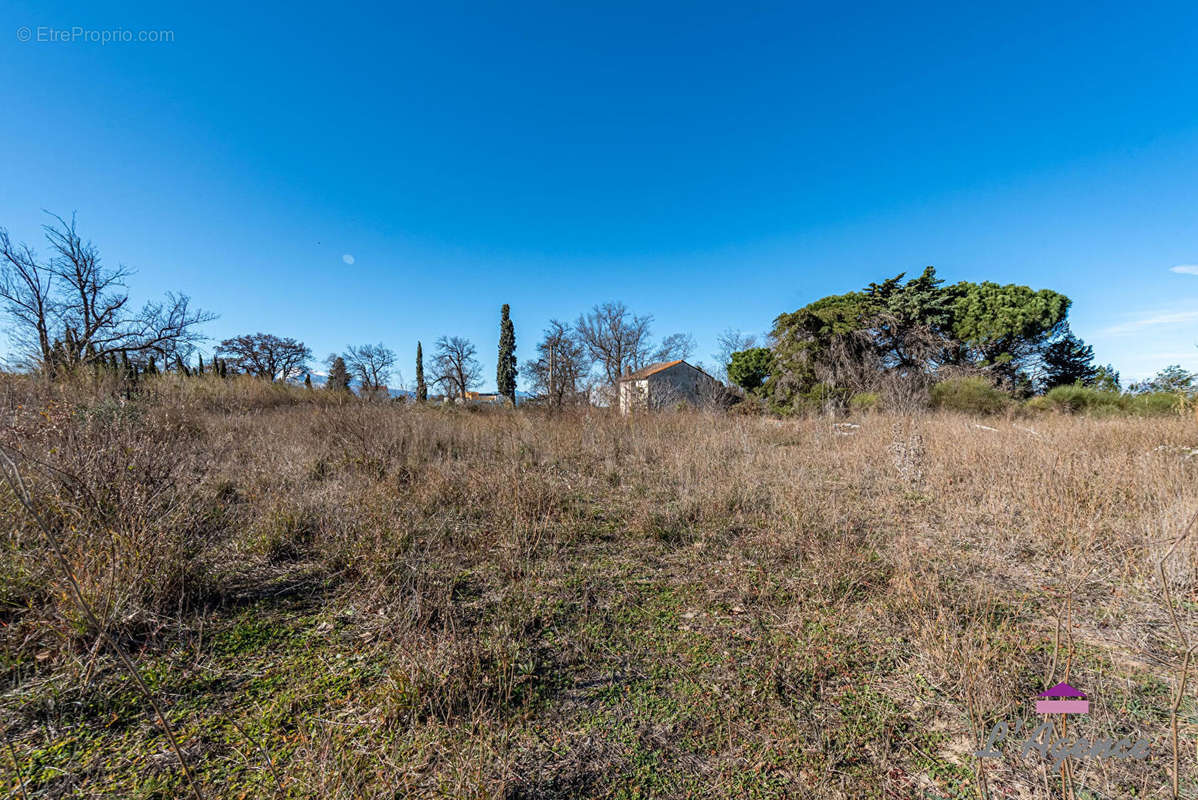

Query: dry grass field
<box><xmin>1</xmin><ymin>374</ymin><xmax>1195</xmax><ymax>798</ymax></box>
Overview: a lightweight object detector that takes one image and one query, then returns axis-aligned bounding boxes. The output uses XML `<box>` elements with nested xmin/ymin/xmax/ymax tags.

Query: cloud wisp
<box><xmin>1101</xmin><ymin>309</ymin><xmax>1198</xmax><ymax>335</ymax></box>
<box><xmin>1170</xmin><ymin>265</ymin><xmax>1198</xmax><ymax>275</ymax></box>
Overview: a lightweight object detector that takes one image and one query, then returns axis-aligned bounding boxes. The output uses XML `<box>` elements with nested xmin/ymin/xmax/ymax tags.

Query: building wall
<box><xmin>618</xmin><ymin>379</ymin><xmax>648</xmax><ymax>414</ymax></box>
<box><xmin>647</xmin><ymin>363</ymin><xmax>718</xmax><ymax>409</ymax></box>
<box><xmin>619</xmin><ymin>363</ymin><xmax>721</xmax><ymax>413</ymax></box>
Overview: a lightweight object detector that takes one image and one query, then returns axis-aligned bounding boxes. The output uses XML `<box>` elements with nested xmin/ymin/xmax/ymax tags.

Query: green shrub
<box><xmin>804</xmin><ymin>382</ymin><xmax>850</xmax><ymax>412</ymax></box>
<box><xmin>768</xmin><ymin>381</ymin><xmax>849</xmax><ymax>415</ymax></box>
<box><xmin>849</xmin><ymin>392</ymin><xmax>880</xmax><ymax>412</ymax></box>
<box><xmin>929</xmin><ymin>377</ymin><xmax>1010</xmax><ymax>415</ymax></box>
<box><xmin>1040</xmin><ymin>385</ymin><xmax>1125</xmax><ymax>414</ymax></box>
<box><xmin>1029</xmin><ymin>385</ymin><xmax>1184</xmax><ymax>417</ymax></box>
<box><xmin>1025</xmin><ymin>395</ymin><xmax>1052</xmax><ymax>412</ymax></box>
<box><xmin>1127</xmin><ymin>391</ymin><xmax>1185</xmax><ymax>416</ymax></box>
<box><xmin>728</xmin><ymin>348</ymin><xmax>774</xmax><ymax>393</ymax></box>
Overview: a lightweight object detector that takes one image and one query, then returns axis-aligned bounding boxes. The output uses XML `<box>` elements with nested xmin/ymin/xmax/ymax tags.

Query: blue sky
<box><xmin>2</xmin><ymin>0</ymin><xmax>1197</xmax><ymax>387</ymax></box>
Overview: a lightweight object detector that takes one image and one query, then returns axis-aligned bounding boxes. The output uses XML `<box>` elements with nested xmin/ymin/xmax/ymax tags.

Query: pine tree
<box><xmin>1091</xmin><ymin>364</ymin><xmax>1120</xmax><ymax>393</ymax></box>
<box><xmin>497</xmin><ymin>304</ymin><xmax>517</xmax><ymax>404</ymax></box>
<box><xmin>327</xmin><ymin>356</ymin><xmax>351</xmax><ymax>392</ymax></box>
<box><xmin>1041</xmin><ymin>327</ymin><xmax>1097</xmax><ymax>389</ymax></box>
<box><xmin>415</xmin><ymin>341</ymin><xmax>427</xmax><ymax>402</ymax></box>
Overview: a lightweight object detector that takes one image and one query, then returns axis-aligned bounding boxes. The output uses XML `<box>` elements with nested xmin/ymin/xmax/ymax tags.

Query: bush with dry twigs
<box><xmin>1</xmin><ymin>372</ymin><xmax>1195</xmax><ymax>799</ymax></box>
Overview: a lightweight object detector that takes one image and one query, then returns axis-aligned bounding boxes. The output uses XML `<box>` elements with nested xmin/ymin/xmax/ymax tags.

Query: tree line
<box><xmin>4</xmin><ymin>215</ymin><xmax>1191</xmax><ymax>410</ymax></box>
<box><xmin>0</xmin><ymin>213</ymin><xmax>704</xmax><ymax>405</ymax></box>
<box><xmin>0</xmin><ymin>214</ymin><xmax>213</xmax><ymax>371</ymax></box>
<box><xmin>723</xmin><ymin>266</ymin><xmax>1193</xmax><ymax>411</ymax></box>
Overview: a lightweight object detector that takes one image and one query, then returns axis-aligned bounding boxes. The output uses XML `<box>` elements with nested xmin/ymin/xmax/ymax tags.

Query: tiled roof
<box><xmin>618</xmin><ymin>360</ymin><xmax>684</xmax><ymax>381</ymax></box>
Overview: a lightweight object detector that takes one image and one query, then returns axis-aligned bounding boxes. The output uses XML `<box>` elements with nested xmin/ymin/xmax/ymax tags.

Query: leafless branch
<box><xmin>344</xmin><ymin>343</ymin><xmax>397</xmax><ymax>396</ymax></box>
<box><xmin>0</xmin><ymin>447</ymin><xmax>204</xmax><ymax>800</ymax></box>
<box><xmin>217</xmin><ymin>333</ymin><xmax>312</xmax><ymax>381</ymax></box>
<box><xmin>432</xmin><ymin>336</ymin><xmax>481</xmax><ymax>401</ymax></box>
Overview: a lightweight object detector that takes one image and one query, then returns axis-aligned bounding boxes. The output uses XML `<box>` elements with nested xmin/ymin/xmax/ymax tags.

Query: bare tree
<box><xmin>712</xmin><ymin>328</ymin><xmax>758</xmax><ymax>381</ymax></box>
<box><xmin>653</xmin><ymin>332</ymin><xmax>696</xmax><ymax>363</ymax></box>
<box><xmin>217</xmin><ymin>333</ymin><xmax>312</xmax><ymax>381</ymax></box>
<box><xmin>432</xmin><ymin>336</ymin><xmax>482</xmax><ymax>401</ymax></box>
<box><xmin>0</xmin><ymin>213</ymin><xmax>214</xmax><ymax>370</ymax></box>
<box><xmin>0</xmin><ymin>229</ymin><xmax>54</xmax><ymax>366</ymax></box>
<box><xmin>575</xmin><ymin>301</ymin><xmax>655</xmax><ymax>385</ymax></box>
<box><xmin>524</xmin><ymin>320</ymin><xmax>588</xmax><ymax>407</ymax></box>
<box><xmin>344</xmin><ymin>343</ymin><xmax>397</xmax><ymax>397</ymax></box>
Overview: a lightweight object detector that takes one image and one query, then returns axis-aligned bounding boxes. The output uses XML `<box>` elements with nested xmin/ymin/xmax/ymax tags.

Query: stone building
<box><xmin>616</xmin><ymin>360</ymin><xmax>722</xmax><ymax>414</ymax></box>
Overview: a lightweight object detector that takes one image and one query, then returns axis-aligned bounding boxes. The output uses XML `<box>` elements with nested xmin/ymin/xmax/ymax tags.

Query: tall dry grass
<box><xmin>0</xmin><ymin>372</ymin><xmax>1195</xmax><ymax>798</ymax></box>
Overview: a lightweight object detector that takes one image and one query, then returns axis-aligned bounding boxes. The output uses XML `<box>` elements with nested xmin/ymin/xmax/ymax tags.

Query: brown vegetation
<box><xmin>1</xmin><ymin>373</ymin><xmax>1195</xmax><ymax>798</ymax></box>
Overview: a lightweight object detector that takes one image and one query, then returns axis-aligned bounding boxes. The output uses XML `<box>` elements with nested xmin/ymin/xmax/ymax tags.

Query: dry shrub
<box><xmin>2</xmin><ymin>372</ymin><xmax>1196</xmax><ymax>798</ymax></box>
<box><xmin>1</xmin><ymin>380</ymin><xmax>216</xmax><ymax>645</ymax></box>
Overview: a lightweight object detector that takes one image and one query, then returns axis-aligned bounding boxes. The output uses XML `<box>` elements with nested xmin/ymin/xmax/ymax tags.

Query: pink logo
<box><xmin>1035</xmin><ymin>682</ymin><xmax>1089</xmax><ymax>714</ymax></box>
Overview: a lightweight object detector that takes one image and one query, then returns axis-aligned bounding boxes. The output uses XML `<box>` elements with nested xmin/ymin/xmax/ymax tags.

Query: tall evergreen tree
<box><xmin>327</xmin><ymin>356</ymin><xmax>351</xmax><ymax>393</ymax></box>
<box><xmin>1041</xmin><ymin>326</ymin><xmax>1097</xmax><ymax>389</ymax></box>
<box><xmin>1091</xmin><ymin>364</ymin><xmax>1120</xmax><ymax>393</ymax></box>
<box><xmin>497</xmin><ymin>304</ymin><xmax>517</xmax><ymax>404</ymax></box>
<box><xmin>304</xmin><ymin>373</ymin><xmax>313</xmax><ymax>389</ymax></box>
<box><xmin>415</xmin><ymin>341</ymin><xmax>427</xmax><ymax>402</ymax></box>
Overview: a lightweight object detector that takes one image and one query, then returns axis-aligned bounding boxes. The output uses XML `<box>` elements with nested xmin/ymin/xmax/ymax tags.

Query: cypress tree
<box><xmin>304</xmin><ymin>373</ymin><xmax>313</xmax><ymax>390</ymax></box>
<box><xmin>416</xmin><ymin>341</ymin><xmax>427</xmax><ymax>402</ymax></box>
<box><xmin>197</xmin><ymin>355</ymin><xmax>205</xmax><ymax>375</ymax></box>
<box><xmin>327</xmin><ymin>356</ymin><xmax>351</xmax><ymax>393</ymax></box>
<box><xmin>497</xmin><ymin>303</ymin><xmax>517</xmax><ymax>404</ymax></box>
<box><xmin>218</xmin><ymin>358</ymin><xmax>228</xmax><ymax>378</ymax></box>
<box><xmin>146</xmin><ymin>356</ymin><xmax>157</xmax><ymax>375</ymax></box>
